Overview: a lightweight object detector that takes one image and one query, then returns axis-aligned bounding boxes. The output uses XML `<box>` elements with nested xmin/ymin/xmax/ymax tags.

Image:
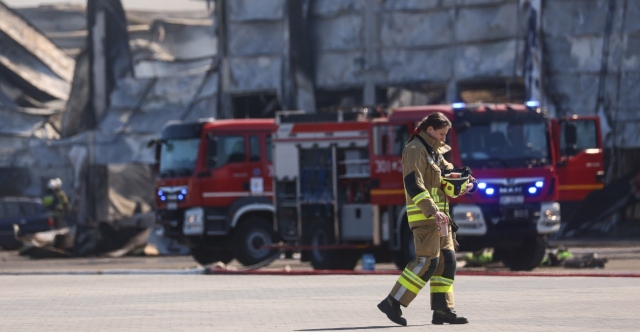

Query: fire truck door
<box><xmin>202</xmin><ymin>134</ymin><xmax>250</xmax><ymax>207</ymax></box>
<box><xmin>247</xmin><ymin>133</ymin><xmax>273</xmax><ymax>196</ymax></box>
<box><xmin>369</xmin><ymin>122</ymin><xmax>407</xmax><ymax>206</ymax></box>
<box><xmin>556</xmin><ymin>118</ymin><xmax>604</xmax><ymax>202</ymax></box>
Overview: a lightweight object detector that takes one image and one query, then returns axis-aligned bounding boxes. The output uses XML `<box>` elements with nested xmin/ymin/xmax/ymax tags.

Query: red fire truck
<box><xmin>154</xmin><ymin>118</ymin><xmax>279</xmax><ymax>266</ymax></box>
<box><xmin>272</xmin><ymin>103</ymin><xmax>604</xmax><ymax>271</ymax></box>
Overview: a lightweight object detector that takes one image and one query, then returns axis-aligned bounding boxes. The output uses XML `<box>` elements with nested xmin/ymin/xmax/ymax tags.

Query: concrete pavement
<box><xmin>1</xmin><ymin>273</ymin><xmax>639</xmax><ymax>331</ymax></box>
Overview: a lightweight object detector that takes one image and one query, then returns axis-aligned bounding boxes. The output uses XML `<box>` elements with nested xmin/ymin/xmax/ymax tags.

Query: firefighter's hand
<box><xmin>460</xmin><ymin>182</ymin><xmax>474</xmax><ymax>195</ymax></box>
<box><xmin>435</xmin><ymin>211</ymin><xmax>449</xmax><ymax>224</ymax></box>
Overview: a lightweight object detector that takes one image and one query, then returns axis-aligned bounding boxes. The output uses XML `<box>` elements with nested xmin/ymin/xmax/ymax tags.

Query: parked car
<box><xmin>0</xmin><ymin>197</ymin><xmax>54</xmax><ymax>250</ymax></box>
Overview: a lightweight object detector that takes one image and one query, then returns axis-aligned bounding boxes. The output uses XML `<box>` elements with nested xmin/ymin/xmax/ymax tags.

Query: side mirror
<box><xmin>564</xmin><ymin>123</ymin><xmax>578</xmax><ymax>155</ymax></box>
<box><xmin>147</xmin><ymin>138</ymin><xmax>158</xmax><ymax>148</ymax></box>
<box><xmin>148</xmin><ymin>138</ymin><xmax>168</xmax><ymax>148</ymax></box>
<box><xmin>455</xmin><ymin>121</ymin><xmax>471</xmax><ymax>133</ymax></box>
<box><xmin>206</xmin><ymin>137</ymin><xmax>218</xmax><ymax>169</ymax></box>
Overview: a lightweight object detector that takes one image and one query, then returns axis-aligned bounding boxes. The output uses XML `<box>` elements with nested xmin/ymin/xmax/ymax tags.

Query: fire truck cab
<box><xmin>384</xmin><ymin>103</ymin><xmax>603</xmax><ymax>270</ymax></box>
<box><xmin>154</xmin><ymin>118</ymin><xmax>279</xmax><ymax>266</ymax></box>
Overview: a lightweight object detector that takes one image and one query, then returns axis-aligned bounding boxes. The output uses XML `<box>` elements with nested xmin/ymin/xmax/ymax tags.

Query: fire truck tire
<box><xmin>498</xmin><ymin>235</ymin><xmax>546</xmax><ymax>271</ymax></box>
<box><xmin>191</xmin><ymin>246</ymin><xmax>233</xmax><ymax>266</ymax></box>
<box><xmin>393</xmin><ymin>225</ymin><xmax>416</xmax><ymax>270</ymax></box>
<box><xmin>307</xmin><ymin>220</ymin><xmax>359</xmax><ymax>270</ymax></box>
<box><xmin>233</xmin><ymin>216</ymin><xmax>278</xmax><ymax>266</ymax></box>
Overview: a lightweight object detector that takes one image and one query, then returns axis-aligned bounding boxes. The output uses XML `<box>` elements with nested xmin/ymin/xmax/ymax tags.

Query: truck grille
<box><xmin>481</xmin><ymin>203</ymin><xmax>541</xmax><ymax>225</ymax></box>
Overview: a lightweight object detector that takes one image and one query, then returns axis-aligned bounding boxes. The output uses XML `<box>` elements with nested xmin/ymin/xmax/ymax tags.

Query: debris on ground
<box><xmin>561</xmin><ymin>170</ymin><xmax>640</xmax><ymax>238</ymax></box>
<box><xmin>541</xmin><ymin>246</ymin><xmax>608</xmax><ymax>268</ymax></box>
<box><xmin>462</xmin><ymin>246</ymin><xmax>609</xmax><ymax>269</ymax></box>
<box><xmin>541</xmin><ymin>245</ymin><xmax>574</xmax><ymax>266</ymax></box>
<box><xmin>463</xmin><ymin>249</ymin><xmax>494</xmax><ymax>267</ymax></box>
<box><xmin>562</xmin><ymin>252</ymin><xmax>608</xmax><ymax>269</ymax></box>
<box><xmin>13</xmin><ymin>212</ymin><xmax>189</xmax><ymax>259</ymax></box>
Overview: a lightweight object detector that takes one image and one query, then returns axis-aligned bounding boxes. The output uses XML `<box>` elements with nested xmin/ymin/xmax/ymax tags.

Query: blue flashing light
<box><xmin>528</xmin><ymin>187</ymin><xmax>537</xmax><ymax>194</ymax></box>
<box><xmin>535</xmin><ymin>181</ymin><xmax>544</xmax><ymax>188</ymax></box>
<box><xmin>452</xmin><ymin>102</ymin><xmax>466</xmax><ymax>109</ymax></box>
<box><xmin>181</xmin><ymin>189</ymin><xmax>188</xmax><ymax>195</ymax></box>
<box><xmin>157</xmin><ymin>190</ymin><xmax>164</xmax><ymax>196</ymax></box>
<box><xmin>478</xmin><ymin>182</ymin><xmax>487</xmax><ymax>190</ymax></box>
<box><xmin>486</xmin><ymin>188</ymin><xmax>495</xmax><ymax>195</ymax></box>
<box><xmin>526</xmin><ymin>100</ymin><xmax>540</xmax><ymax>108</ymax></box>
<box><xmin>160</xmin><ymin>196</ymin><xmax>166</xmax><ymax>201</ymax></box>
<box><xmin>178</xmin><ymin>194</ymin><xmax>184</xmax><ymax>200</ymax></box>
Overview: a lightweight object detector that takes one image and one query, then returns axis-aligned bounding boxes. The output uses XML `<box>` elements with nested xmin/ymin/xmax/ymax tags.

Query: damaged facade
<box><xmin>0</xmin><ymin>0</ymin><xmax>638</xmax><ymax>245</ymax></box>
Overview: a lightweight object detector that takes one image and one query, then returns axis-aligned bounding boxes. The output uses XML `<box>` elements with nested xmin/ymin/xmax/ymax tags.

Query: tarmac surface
<box><xmin>1</xmin><ymin>270</ymin><xmax>639</xmax><ymax>331</ymax></box>
<box><xmin>1</xmin><ymin>243</ymin><xmax>639</xmax><ymax>331</ymax></box>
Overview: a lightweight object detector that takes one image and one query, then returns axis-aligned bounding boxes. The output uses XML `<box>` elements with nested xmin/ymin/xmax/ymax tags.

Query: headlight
<box><xmin>453</xmin><ymin>211</ymin><xmax>482</xmax><ymax>223</ymax></box>
<box><xmin>537</xmin><ymin>202</ymin><xmax>561</xmax><ymax>234</ymax></box>
<box><xmin>451</xmin><ymin>204</ymin><xmax>487</xmax><ymax>236</ymax></box>
<box><xmin>183</xmin><ymin>207</ymin><xmax>204</xmax><ymax>235</ymax></box>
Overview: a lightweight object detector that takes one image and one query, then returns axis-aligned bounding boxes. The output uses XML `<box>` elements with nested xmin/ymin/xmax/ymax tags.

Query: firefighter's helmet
<box><xmin>441</xmin><ymin>173</ymin><xmax>470</xmax><ymax>198</ymax></box>
<box><xmin>47</xmin><ymin>178</ymin><xmax>62</xmax><ymax>190</ymax></box>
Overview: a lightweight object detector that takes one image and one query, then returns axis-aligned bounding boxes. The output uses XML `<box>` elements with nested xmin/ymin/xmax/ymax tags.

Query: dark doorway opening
<box><xmin>315</xmin><ymin>88</ymin><xmax>363</xmax><ymax>113</ymax></box>
<box><xmin>458</xmin><ymin>80</ymin><xmax>526</xmax><ymax>104</ymax></box>
<box><xmin>383</xmin><ymin>83</ymin><xmax>448</xmax><ymax>110</ymax></box>
<box><xmin>232</xmin><ymin>93</ymin><xmax>281</xmax><ymax>119</ymax></box>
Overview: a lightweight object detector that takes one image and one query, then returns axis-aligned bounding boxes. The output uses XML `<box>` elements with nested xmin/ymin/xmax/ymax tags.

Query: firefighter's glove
<box><xmin>468</xmin><ymin>176</ymin><xmax>478</xmax><ymax>194</ymax></box>
<box><xmin>460</xmin><ymin>167</ymin><xmax>478</xmax><ymax>195</ymax></box>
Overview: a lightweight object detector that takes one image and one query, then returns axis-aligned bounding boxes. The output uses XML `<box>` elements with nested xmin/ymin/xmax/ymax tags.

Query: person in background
<box><xmin>43</xmin><ymin>178</ymin><xmax>71</xmax><ymax>229</ymax></box>
<box><xmin>377</xmin><ymin>112</ymin><xmax>476</xmax><ymax>326</ymax></box>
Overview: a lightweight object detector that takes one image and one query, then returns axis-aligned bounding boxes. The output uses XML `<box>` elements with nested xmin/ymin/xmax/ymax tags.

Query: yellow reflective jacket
<box><xmin>43</xmin><ymin>189</ymin><xmax>70</xmax><ymax>217</ymax></box>
<box><xmin>402</xmin><ymin>132</ymin><xmax>453</xmax><ymax>228</ymax></box>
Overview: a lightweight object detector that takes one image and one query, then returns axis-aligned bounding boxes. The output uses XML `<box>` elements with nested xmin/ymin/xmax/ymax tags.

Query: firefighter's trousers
<box><xmin>388</xmin><ymin>222</ymin><xmax>456</xmax><ymax>310</ymax></box>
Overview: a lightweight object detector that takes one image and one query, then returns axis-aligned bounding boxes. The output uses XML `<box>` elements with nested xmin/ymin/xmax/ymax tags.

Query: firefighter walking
<box><xmin>377</xmin><ymin>112</ymin><xmax>477</xmax><ymax>326</ymax></box>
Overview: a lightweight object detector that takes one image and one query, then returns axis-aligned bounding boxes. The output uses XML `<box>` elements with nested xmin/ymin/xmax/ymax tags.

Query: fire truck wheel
<box><xmin>233</xmin><ymin>216</ymin><xmax>278</xmax><ymax>266</ymax></box>
<box><xmin>392</xmin><ymin>225</ymin><xmax>416</xmax><ymax>270</ymax></box>
<box><xmin>498</xmin><ymin>235</ymin><xmax>546</xmax><ymax>271</ymax></box>
<box><xmin>191</xmin><ymin>246</ymin><xmax>233</xmax><ymax>266</ymax></box>
<box><xmin>307</xmin><ymin>220</ymin><xmax>359</xmax><ymax>270</ymax></box>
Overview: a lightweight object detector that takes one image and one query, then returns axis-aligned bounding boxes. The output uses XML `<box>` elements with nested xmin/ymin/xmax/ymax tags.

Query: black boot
<box><xmin>377</xmin><ymin>296</ymin><xmax>407</xmax><ymax>326</ymax></box>
<box><xmin>432</xmin><ymin>309</ymin><xmax>468</xmax><ymax>324</ymax></box>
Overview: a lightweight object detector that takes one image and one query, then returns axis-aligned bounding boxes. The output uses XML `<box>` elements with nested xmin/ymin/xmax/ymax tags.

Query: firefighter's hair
<box><xmin>406</xmin><ymin>112</ymin><xmax>451</xmax><ymax>144</ymax></box>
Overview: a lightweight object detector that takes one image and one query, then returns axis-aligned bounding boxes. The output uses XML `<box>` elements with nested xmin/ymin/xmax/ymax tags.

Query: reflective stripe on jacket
<box><xmin>402</xmin><ymin>132</ymin><xmax>453</xmax><ymax>227</ymax></box>
<box><xmin>43</xmin><ymin>190</ymin><xmax>70</xmax><ymax>216</ymax></box>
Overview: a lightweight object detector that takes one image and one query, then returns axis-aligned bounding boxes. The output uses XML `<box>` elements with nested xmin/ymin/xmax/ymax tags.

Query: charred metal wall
<box><xmin>0</xmin><ymin>1</ymin><xmax>219</xmax><ymax>225</ymax></box>
<box><xmin>217</xmin><ymin>0</ymin><xmax>527</xmax><ymax>114</ymax></box>
<box><xmin>543</xmin><ymin>0</ymin><xmax>640</xmax><ymax>150</ymax></box>
<box><xmin>311</xmin><ymin>0</ymin><xmax>522</xmax><ymax>87</ymax></box>
<box><xmin>220</xmin><ymin>0</ymin><xmax>285</xmax><ymax>94</ymax></box>
<box><xmin>218</xmin><ymin>0</ymin><xmax>638</xmax><ymax>149</ymax></box>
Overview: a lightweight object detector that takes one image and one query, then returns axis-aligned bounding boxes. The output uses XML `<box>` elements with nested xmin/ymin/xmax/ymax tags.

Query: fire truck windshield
<box><xmin>159</xmin><ymin>138</ymin><xmax>200</xmax><ymax>178</ymax></box>
<box><xmin>457</xmin><ymin>121</ymin><xmax>550</xmax><ymax>169</ymax></box>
